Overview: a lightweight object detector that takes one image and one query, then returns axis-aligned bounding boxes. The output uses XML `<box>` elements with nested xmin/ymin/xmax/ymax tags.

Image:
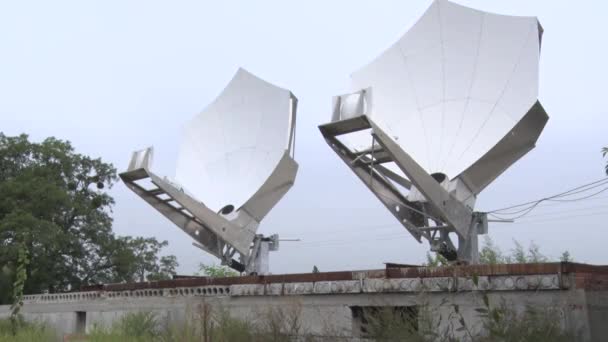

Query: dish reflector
<box><xmin>344</xmin><ymin>0</ymin><xmax>542</xmax><ymax>181</ymax></box>
<box><xmin>120</xmin><ymin>68</ymin><xmax>298</xmax><ymax>274</ymax></box>
<box><xmin>320</xmin><ymin>0</ymin><xmax>548</xmax><ymax>264</ymax></box>
<box><xmin>176</xmin><ymin>68</ymin><xmax>296</xmax><ymax>214</ymax></box>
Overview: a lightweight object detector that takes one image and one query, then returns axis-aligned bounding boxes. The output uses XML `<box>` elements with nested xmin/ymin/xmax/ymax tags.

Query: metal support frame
<box><xmin>320</xmin><ymin>85</ymin><xmax>547</xmax><ymax>264</ymax></box>
<box><xmin>119</xmin><ymin>148</ymin><xmax>295</xmax><ymax>274</ymax></box>
<box><xmin>319</xmin><ymin>115</ymin><xmax>486</xmax><ymax>263</ymax></box>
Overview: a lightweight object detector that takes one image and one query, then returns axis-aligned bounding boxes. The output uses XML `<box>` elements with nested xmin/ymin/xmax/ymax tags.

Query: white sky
<box><xmin>1</xmin><ymin>0</ymin><xmax>607</xmax><ymax>275</ymax></box>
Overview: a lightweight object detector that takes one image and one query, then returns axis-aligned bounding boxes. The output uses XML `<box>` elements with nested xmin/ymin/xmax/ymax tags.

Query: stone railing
<box><xmin>22</xmin><ymin>273</ymin><xmax>566</xmax><ymax>304</ymax></box>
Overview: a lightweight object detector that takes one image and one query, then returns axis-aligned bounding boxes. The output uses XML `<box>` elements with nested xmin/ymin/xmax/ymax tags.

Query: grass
<box><xmin>0</xmin><ymin>317</ymin><xmax>55</xmax><ymax>342</ymax></box>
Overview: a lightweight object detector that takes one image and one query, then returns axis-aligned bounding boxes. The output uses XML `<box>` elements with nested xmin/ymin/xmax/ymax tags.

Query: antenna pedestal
<box><xmin>246</xmin><ymin>234</ymin><xmax>279</xmax><ymax>275</ymax></box>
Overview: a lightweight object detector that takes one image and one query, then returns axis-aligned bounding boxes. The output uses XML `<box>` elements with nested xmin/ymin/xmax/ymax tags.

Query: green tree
<box><xmin>115</xmin><ymin>237</ymin><xmax>177</xmax><ymax>282</ymax></box>
<box><xmin>0</xmin><ymin>133</ymin><xmax>178</xmax><ymax>303</ymax></box>
<box><xmin>312</xmin><ymin>265</ymin><xmax>320</xmax><ymax>273</ymax></box>
<box><xmin>196</xmin><ymin>264</ymin><xmax>239</xmax><ymax>278</ymax></box>
<box><xmin>148</xmin><ymin>256</ymin><xmax>179</xmax><ymax>281</ymax></box>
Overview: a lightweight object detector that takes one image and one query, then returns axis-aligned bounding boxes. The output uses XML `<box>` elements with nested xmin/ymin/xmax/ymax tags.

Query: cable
<box><xmin>546</xmin><ymin>187</ymin><xmax>608</xmax><ymax>203</ymax></box>
<box><xmin>488</xmin><ymin>202</ymin><xmax>542</xmax><ymax>221</ymax></box>
<box><xmin>507</xmin><ymin>202</ymin><xmax>608</xmax><ymax>219</ymax></box>
<box><xmin>489</xmin><ymin>178</ymin><xmax>608</xmax><ymax>215</ymax></box>
<box><xmin>508</xmin><ymin>210</ymin><xmax>608</xmax><ymax>225</ymax></box>
<box><xmin>485</xmin><ymin>177</ymin><xmax>608</xmax><ymax>220</ymax></box>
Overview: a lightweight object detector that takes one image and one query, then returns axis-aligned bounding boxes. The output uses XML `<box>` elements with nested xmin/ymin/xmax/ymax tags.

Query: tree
<box><xmin>560</xmin><ymin>251</ymin><xmax>573</xmax><ymax>262</ymax></box>
<box><xmin>196</xmin><ymin>264</ymin><xmax>239</xmax><ymax>278</ymax></box>
<box><xmin>148</xmin><ymin>256</ymin><xmax>179</xmax><ymax>281</ymax></box>
<box><xmin>115</xmin><ymin>237</ymin><xmax>175</xmax><ymax>282</ymax></box>
<box><xmin>0</xmin><ymin>133</ymin><xmax>178</xmax><ymax>303</ymax></box>
<box><xmin>312</xmin><ymin>265</ymin><xmax>320</xmax><ymax>273</ymax></box>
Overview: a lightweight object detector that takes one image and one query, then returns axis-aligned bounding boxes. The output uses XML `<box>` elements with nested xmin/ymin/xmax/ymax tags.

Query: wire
<box><xmin>489</xmin><ymin>178</ymin><xmax>608</xmax><ymax>215</ymax></box>
<box><xmin>485</xmin><ymin>177</ymin><xmax>608</xmax><ymax>220</ymax></box>
<box><xmin>545</xmin><ymin>187</ymin><xmax>608</xmax><ymax>202</ymax></box>
<box><xmin>493</xmin><ymin>177</ymin><xmax>608</xmax><ymax>212</ymax></box>
<box><xmin>507</xmin><ymin>202</ymin><xmax>608</xmax><ymax>219</ymax></box>
<box><xmin>278</xmin><ymin>181</ymin><xmax>608</xmax><ymax>249</ymax></box>
<box><xmin>488</xmin><ymin>202</ymin><xmax>542</xmax><ymax>220</ymax></box>
<box><xmin>507</xmin><ymin>210</ymin><xmax>608</xmax><ymax>225</ymax></box>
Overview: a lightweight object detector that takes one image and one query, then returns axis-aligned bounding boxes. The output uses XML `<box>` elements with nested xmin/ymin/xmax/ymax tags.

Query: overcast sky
<box><xmin>1</xmin><ymin>0</ymin><xmax>607</xmax><ymax>275</ymax></box>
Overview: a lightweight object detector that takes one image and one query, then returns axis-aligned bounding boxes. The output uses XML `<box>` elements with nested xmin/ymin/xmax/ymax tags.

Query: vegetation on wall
<box><xmin>425</xmin><ymin>236</ymin><xmax>572</xmax><ymax>266</ymax></box>
<box><xmin>196</xmin><ymin>264</ymin><xmax>239</xmax><ymax>278</ymax></box>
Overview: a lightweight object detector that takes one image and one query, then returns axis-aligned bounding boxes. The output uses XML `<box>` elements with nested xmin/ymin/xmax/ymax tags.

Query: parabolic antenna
<box><xmin>319</xmin><ymin>0</ymin><xmax>548</xmax><ymax>263</ymax></box>
<box><xmin>120</xmin><ymin>68</ymin><xmax>298</xmax><ymax>274</ymax></box>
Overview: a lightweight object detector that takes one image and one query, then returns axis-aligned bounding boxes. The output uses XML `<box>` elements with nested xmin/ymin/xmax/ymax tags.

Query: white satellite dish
<box><xmin>120</xmin><ymin>68</ymin><xmax>298</xmax><ymax>274</ymax></box>
<box><xmin>319</xmin><ymin>0</ymin><xmax>548</xmax><ymax>263</ymax></box>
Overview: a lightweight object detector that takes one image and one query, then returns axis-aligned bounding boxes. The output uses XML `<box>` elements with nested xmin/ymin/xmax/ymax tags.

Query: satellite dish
<box><xmin>319</xmin><ymin>0</ymin><xmax>548</xmax><ymax>263</ymax></box>
<box><xmin>120</xmin><ymin>68</ymin><xmax>298</xmax><ymax>274</ymax></box>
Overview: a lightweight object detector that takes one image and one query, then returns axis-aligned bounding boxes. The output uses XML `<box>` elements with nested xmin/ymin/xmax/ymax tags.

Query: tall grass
<box><xmin>0</xmin><ymin>318</ymin><xmax>55</xmax><ymax>342</ymax></box>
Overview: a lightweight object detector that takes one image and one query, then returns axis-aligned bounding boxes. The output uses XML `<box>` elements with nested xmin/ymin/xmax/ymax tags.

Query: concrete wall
<box><xmin>586</xmin><ymin>290</ymin><xmax>608</xmax><ymax>340</ymax></box>
<box><xmin>1</xmin><ymin>272</ymin><xmax>604</xmax><ymax>341</ymax></box>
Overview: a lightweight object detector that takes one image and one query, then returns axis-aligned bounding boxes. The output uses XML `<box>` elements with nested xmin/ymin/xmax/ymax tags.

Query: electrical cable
<box><xmin>488</xmin><ymin>179</ymin><xmax>608</xmax><ymax>216</ymax></box>
<box><xmin>485</xmin><ymin>177</ymin><xmax>608</xmax><ymax>220</ymax></box>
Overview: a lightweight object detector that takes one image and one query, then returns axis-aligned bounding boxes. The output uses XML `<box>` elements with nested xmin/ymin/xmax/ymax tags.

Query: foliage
<box><xmin>116</xmin><ymin>237</ymin><xmax>178</xmax><ymax>282</ymax></box>
<box><xmin>474</xmin><ymin>297</ymin><xmax>574</xmax><ymax>342</ymax></box>
<box><xmin>481</xmin><ymin>238</ymin><xmax>553</xmax><ymax>264</ymax></box>
<box><xmin>197</xmin><ymin>264</ymin><xmax>239</xmax><ymax>278</ymax></box>
<box><xmin>362</xmin><ymin>307</ymin><xmax>424</xmax><ymax>341</ymax></box>
<box><xmin>509</xmin><ymin>240</ymin><xmax>548</xmax><ymax>264</ymax></box>
<box><xmin>118</xmin><ymin>311</ymin><xmax>160</xmax><ymax>339</ymax></box>
<box><xmin>312</xmin><ymin>265</ymin><xmax>320</xmax><ymax>273</ymax></box>
<box><xmin>478</xmin><ymin>236</ymin><xmax>505</xmax><ymax>265</ymax></box>
<box><xmin>424</xmin><ymin>252</ymin><xmax>449</xmax><ymax>267</ymax></box>
<box><xmin>88</xmin><ymin>311</ymin><xmax>160</xmax><ymax>341</ymax></box>
<box><xmin>0</xmin><ymin>133</ymin><xmax>117</xmax><ymax>297</ymax></box>
<box><xmin>208</xmin><ymin>307</ymin><xmax>255</xmax><ymax>342</ymax></box>
<box><xmin>9</xmin><ymin>242</ymin><xmax>29</xmax><ymax>335</ymax></box>
<box><xmin>426</xmin><ymin>237</ymin><xmax>571</xmax><ymax>267</ymax></box>
<box><xmin>148</xmin><ymin>255</ymin><xmax>179</xmax><ymax>281</ymax></box>
<box><xmin>560</xmin><ymin>250</ymin><xmax>573</xmax><ymax>262</ymax></box>
<box><xmin>0</xmin><ymin>319</ymin><xmax>54</xmax><ymax>342</ymax></box>
<box><xmin>88</xmin><ymin>307</ymin><xmax>255</xmax><ymax>342</ymax></box>
<box><xmin>254</xmin><ymin>301</ymin><xmax>303</xmax><ymax>341</ymax></box>
<box><xmin>0</xmin><ymin>133</ymin><xmax>178</xmax><ymax>304</ymax></box>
